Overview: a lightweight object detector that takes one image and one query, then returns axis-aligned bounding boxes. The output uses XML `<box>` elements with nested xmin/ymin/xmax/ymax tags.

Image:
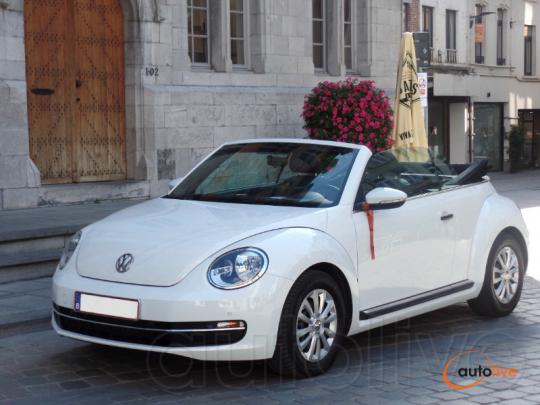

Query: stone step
<box><xmin>0</xmin><ymin>260</ymin><xmax>58</xmax><ymax>284</ymax></box>
<box><xmin>0</xmin><ymin>248</ymin><xmax>63</xmax><ymax>269</ymax></box>
<box><xmin>0</xmin><ymin>234</ymin><xmax>69</xmax><ymax>283</ymax></box>
<box><xmin>39</xmin><ymin>181</ymin><xmax>151</xmax><ymax>207</ymax></box>
<box><xmin>0</xmin><ymin>199</ymin><xmax>145</xmax><ymax>283</ymax></box>
<box><xmin>0</xmin><ymin>234</ymin><xmax>69</xmax><ymax>256</ymax></box>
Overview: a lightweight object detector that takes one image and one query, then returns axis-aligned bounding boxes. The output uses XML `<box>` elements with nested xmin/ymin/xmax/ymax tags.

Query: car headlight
<box><xmin>58</xmin><ymin>231</ymin><xmax>82</xmax><ymax>270</ymax></box>
<box><xmin>207</xmin><ymin>248</ymin><xmax>269</xmax><ymax>290</ymax></box>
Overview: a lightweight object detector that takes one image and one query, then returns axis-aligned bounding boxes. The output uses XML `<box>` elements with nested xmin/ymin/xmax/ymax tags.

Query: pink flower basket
<box><xmin>303</xmin><ymin>79</ymin><xmax>395</xmax><ymax>152</ymax></box>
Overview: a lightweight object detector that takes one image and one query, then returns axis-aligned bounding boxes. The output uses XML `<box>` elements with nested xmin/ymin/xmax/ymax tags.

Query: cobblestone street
<box><xmin>0</xmin><ymin>277</ymin><xmax>539</xmax><ymax>404</ymax></box>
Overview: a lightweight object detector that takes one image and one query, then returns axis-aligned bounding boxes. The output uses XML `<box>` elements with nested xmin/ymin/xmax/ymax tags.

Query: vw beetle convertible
<box><xmin>53</xmin><ymin>139</ymin><xmax>529</xmax><ymax>377</ymax></box>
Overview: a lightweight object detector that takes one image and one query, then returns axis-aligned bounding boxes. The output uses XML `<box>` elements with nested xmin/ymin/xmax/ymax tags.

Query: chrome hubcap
<box><xmin>296</xmin><ymin>289</ymin><xmax>338</xmax><ymax>363</ymax></box>
<box><xmin>493</xmin><ymin>246</ymin><xmax>520</xmax><ymax>304</ymax></box>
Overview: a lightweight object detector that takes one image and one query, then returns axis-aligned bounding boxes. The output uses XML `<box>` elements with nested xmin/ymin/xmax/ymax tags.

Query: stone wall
<box><xmin>150</xmin><ymin>85</ymin><xmax>308</xmax><ymax>182</ymax></box>
<box><xmin>0</xmin><ymin>0</ymin><xmax>41</xmax><ymax>210</ymax></box>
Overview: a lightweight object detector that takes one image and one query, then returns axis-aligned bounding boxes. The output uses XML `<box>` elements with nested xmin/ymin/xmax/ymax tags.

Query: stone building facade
<box><xmin>0</xmin><ymin>0</ymin><xmax>402</xmax><ymax>210</ymax></box>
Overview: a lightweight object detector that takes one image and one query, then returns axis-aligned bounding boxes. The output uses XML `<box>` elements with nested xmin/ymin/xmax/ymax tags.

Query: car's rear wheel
<box><xmin>269</xmin><ymin>270</ymin><xmax>346</xmax><ymax>378</ymax></box>
<box><xmin>468</xmin><ymin>234</ymin><xmax>525</xmax><ymax>317</ymax></box>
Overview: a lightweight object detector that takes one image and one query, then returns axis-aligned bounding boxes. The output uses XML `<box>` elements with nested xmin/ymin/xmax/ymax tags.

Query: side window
<box><xmin>356</xmin><ymin>149</ymin><xmax>458</xmax><ymax>203</ymax></box>
<box><xmin>357</xmin><ymin>151</ymin><xmax>407</xmax><ymax>203</ymax></box>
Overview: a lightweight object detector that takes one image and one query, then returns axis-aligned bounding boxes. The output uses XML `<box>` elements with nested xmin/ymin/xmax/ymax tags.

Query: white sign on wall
<box><xmin>418</xmin><ymin>72</ymin><xmax>428</xmax><ymax>108</ymax></box>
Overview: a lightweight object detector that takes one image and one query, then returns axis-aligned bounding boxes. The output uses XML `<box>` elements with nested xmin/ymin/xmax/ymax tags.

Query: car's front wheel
<box><xmin>468</xmin><ymin>233</ymin><xmax>526</xmax><ymax>317</ymax></box>
<box><xmin>269</xmin><ymin>270</ymin><xmax>346</xmax><ymax>378</ymax></box>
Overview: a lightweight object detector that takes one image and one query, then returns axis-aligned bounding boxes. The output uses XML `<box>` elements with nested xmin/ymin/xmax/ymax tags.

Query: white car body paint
<box><xmin>52</xmin><ymin>139</ymin><xmax>529</xmax><ymax>361</ymax></box>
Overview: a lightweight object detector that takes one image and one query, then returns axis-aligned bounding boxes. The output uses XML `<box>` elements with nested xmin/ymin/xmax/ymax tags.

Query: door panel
<box><xmin>354</xmin><ymin>194</ymin><xmax>456</xmax><ymax>310</ymax></box>
<box><xmin>448</xmin><ymin>184</ymin><xmax>491</xmax><ymax>279</ymax></box>
<box><xmin>25</xmin><ymin>0</ymin><xmax>74</xmax><ymax>184</ymax></box>
<box><xmin>353</xmin><ymin>148</ymin><xmax>467</xmax><ymax>311</ymax></box>
<box><xmin>73</xmin><ymin>0</ymin><xmax>126</xmax><ymax>181</ymax></box>
<box><xmin>24</xmin><ymin>0</ymin><xmax>126</xmax><ymax>184</ymax></box>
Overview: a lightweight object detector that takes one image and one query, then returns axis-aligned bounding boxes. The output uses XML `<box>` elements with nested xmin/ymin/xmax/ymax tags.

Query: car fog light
<box><xmin>216</xmin><ymin>321</ymin><xmax>245</xmax><ymax>329</ymax></box>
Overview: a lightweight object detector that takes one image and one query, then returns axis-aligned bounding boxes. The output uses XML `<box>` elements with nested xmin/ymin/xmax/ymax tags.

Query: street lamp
<box><xmin>469</xmin><ymin>12</ymin><xmax>496</xmax><ymax>28</ymax></box>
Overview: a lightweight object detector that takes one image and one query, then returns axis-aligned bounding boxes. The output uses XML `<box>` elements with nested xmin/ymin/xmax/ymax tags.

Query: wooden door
<box><xmin>24</xmin><ymin>0</ymin><xmax>74</xmax><ymax>184</ymax></box>
<box><xmin>24</xmin><ymin>0</ymin><xmax>126</xmax><ymax>184</ymax></box>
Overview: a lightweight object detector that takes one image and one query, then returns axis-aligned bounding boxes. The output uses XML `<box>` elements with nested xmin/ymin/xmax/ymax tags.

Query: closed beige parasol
<box><xmin>393</xmin><ymin>33</ymin><xmax>428</xmax><ymax>154</ymax></box>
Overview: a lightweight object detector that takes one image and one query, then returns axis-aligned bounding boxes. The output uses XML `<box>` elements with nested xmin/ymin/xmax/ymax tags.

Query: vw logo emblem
<box><xmin>116</xmin><ymin>253</ymin><xmax>134</xmax><ymax>273</ymax></box>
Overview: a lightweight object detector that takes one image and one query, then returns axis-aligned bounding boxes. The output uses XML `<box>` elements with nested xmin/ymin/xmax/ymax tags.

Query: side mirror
<box><xmin>168</xmin><ymin>177</ymin><xmax>184</xmax><ymax>191</ymax></box>
<box><xmin>365</xmin><ymin>187</ymin><xmax>407</xmax><ymax>210</ymax></box>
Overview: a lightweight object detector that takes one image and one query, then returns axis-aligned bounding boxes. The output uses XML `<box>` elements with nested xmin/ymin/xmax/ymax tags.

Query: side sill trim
<box><xmin>359</xmin><ymin>280</ymin><xmax>475</xmax><ymax>320</ymax></box>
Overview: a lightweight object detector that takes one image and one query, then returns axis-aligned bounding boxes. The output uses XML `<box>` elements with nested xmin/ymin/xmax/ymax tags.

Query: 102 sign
<box><xmin>145</xmin><ymin>66</ymin><xmax>159</xmax><ymax>77</ymax></box>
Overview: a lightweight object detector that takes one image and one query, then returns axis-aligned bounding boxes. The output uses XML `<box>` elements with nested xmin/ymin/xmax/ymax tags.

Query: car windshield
<box><xmin>166</xmin><ymin>143</ymin><xmax>359</xmax><ymax>208</ymax></box>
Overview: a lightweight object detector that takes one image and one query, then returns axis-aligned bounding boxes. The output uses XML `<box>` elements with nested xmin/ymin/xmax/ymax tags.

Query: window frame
<box><xmin>446</xmin><ymin>10</ymin><xmax>457</xmax><ymax>51</ymax></box>
<box><xmin>422</xmin><ymin>6</ymin><xmax>434</xmax><ymax>48</ymax></box>
<box><xmin>187</xmin><ymin>0</ymin><xmax>210</xmax><ymax>67</ymax></box>
<box><xmin>403</xmin><ymin>2</ymin><xmax>411</xmax><ymax>33</ymax></box>
<box><xmin>474</xmin><ymin>4</ymin><xmax>485</xmax><ymax>64</ymax></box>
<box><xmin>497</xmin><ymin>8</ymin><xmax>506</xmax><ymax>66</ymax></box>
<box><xmin>312</xmin><ymin>0</ymin><xmax>327</xmax><ymax>72</ymax></box>
<box><xmin>343</xmin><ymin>0</ymin><xmax>354</xmax><ymax>72</ymax></box>
<box><xmin>524</xmin><ymin>25</ymin><xmax>535</xmax><ymax>76</ymax></box>
<box><xmin>230</xmin><ymin>0</ymin><xmax>250</xmax><ymax>69</ymax></box>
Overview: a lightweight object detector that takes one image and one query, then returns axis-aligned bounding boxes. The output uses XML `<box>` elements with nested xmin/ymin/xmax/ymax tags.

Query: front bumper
<box><xmin>53</xmin><ymin>304</ymin><xmax>247</xmax><ymax>347</ymax></box>
<box><xmin>52</xmin><ymin>264</ymin><xmax>292</xmax><ymax>361</ymax></box>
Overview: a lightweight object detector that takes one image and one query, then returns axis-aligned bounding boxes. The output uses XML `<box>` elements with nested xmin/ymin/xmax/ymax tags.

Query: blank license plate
<box><xmin>74</xmin><ymin>292</ymin><xmax>139</xmax><ymax>320</ymax></box>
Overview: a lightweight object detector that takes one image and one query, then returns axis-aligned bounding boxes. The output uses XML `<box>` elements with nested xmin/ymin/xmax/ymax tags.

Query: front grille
<box><xmin>53</xmin><ymin>305</ymin><xmax>246</xmax><ymax>347</ymax></box>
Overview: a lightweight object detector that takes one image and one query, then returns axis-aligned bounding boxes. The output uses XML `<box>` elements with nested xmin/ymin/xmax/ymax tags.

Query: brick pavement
<box><xmin>1</xmin><ymin>278</ymin><xmax>540</xmax><ymax>404</ymax></box>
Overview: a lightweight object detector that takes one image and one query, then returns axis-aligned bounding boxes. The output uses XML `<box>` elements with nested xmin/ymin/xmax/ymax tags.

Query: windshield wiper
<box><xmin>165</xmin><ymin>193</ymin><xmax>253</xmax><ymax>203</ymax></box>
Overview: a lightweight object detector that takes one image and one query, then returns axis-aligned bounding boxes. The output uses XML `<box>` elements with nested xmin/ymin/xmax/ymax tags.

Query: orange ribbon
<box><xmin>362</xmin><ymin>202</ymin><xmax>375</xmax><ymax>260</ymax></box>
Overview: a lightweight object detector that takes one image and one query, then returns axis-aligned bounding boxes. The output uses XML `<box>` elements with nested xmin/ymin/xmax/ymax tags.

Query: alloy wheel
<box><xmin>492</xmin><ymin>246</ymin><xmax>520</xmax><ymax>305</ymax></box>
<box><xmin>296</xmin><ymin>289</ymin><xmax>338</xmax><ymax>362</ymax></box>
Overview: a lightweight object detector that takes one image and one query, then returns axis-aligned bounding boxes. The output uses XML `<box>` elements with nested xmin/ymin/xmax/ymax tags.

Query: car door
<box><xmin>352</xmin><ymin>150</ymin><xmax>459</xmax><ymax>311</ymax></box>
<box><xmin>442</xmin><ymin>181</ymin><xmax>489</xmax><ymax>280</ymax></box>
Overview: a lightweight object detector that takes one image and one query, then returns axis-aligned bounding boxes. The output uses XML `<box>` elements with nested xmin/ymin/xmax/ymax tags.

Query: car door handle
<box><xmin>441</xmin><ymin>212</ymin><xmax>454</xmax><ymax>221</ymax></box>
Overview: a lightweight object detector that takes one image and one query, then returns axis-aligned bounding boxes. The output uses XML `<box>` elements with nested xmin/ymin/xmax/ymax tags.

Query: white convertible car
<box><xmin>52</xmin><ymin>139</ymin><xmax>528</xmax><ymax>377</ymax></box>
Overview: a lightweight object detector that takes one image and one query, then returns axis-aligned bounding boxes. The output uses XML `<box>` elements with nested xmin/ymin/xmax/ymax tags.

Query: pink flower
<box><xmin>303</xmin><ymin>79</ymin><xmax>394</xmax><ymax>149</ymax></box>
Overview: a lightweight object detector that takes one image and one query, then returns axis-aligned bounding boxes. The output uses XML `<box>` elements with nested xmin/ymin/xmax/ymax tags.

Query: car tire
<box><xmin>268</xmin><ymin>270</ymin><xmax>346</xmax><ymax>378</ymax></box>
<box><xmin>468</xmin><ymin>234</ymin><xmax>525</xmax><ymax>317</ymax></box>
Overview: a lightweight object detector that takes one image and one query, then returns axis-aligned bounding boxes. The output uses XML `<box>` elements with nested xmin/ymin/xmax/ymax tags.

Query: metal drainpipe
<box><xmin>468</xmin><ymin>98</ymin><xmax>473</xmax><ymax>163</ymax></box>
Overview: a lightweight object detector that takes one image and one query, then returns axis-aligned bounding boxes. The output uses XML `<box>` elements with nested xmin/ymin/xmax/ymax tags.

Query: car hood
<box><xmin>76</xmin><ymin>198</ymin><xmax>328</xmax><ymax>286</ymax></box>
